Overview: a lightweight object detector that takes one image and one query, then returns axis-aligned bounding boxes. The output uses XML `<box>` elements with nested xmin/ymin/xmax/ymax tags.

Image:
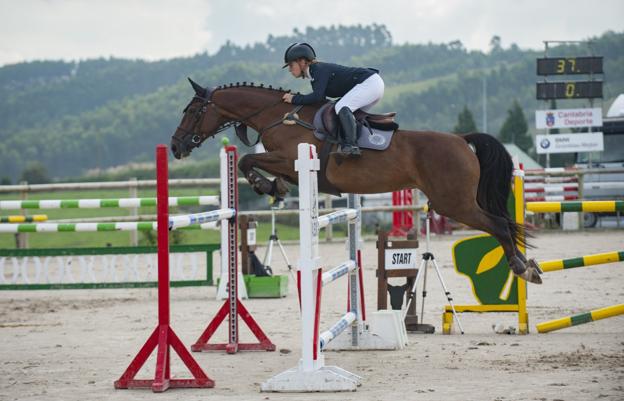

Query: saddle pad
<box><xmin>313</xmin><ymin>125</ymin><xmax>395</xmax><ymax>151</ymax></box>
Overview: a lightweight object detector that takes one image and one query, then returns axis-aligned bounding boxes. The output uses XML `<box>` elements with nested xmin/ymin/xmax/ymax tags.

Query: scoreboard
<box><xmin>536</xmin><ymin>56</ymin><xmax>603</xmax><ymax>75</ymax></box>
<box><xmin>536</xmin><ymin>81</ymin><xmax>603</xmax><ymax>100</ymax></box>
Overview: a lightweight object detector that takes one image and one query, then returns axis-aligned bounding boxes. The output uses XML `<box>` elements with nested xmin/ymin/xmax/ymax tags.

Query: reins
<box><xmin>180</xmin><ymin>89</ymin><xmax>316</xmax><ymax>147</ymax></box>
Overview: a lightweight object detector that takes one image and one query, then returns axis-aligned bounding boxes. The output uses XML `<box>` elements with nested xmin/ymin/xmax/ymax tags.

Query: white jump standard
<box><xmin>262</xmin><ymin>143</ymin><xmax>406</xmax><ymax>393</ymax></box>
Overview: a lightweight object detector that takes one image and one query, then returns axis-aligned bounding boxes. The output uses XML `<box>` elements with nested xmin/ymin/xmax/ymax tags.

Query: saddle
<box><xmin>312</xmin><ymin>102</ymin><xmax>399</xmax><ymax>153</ymax></box>
<box><xmin>310</xmin><ymin>103</ymin><xmax>400</xmax><ymax>197</ymax></box>
<box><xmin>317</xmin><ymin>102</ymin><xmax>399</xmax><ymax>137</ymax></box>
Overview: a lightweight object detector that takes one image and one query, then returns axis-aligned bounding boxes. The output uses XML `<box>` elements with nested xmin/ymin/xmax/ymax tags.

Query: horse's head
<box><xmin>170</xmin><ymin>78</ymin><xmax>231</xmax><ymax>159</ymax></box>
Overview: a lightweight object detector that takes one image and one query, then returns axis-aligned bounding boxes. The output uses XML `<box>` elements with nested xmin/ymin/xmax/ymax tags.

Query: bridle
<box><xmin>175</xmin><ymin>87</ymin><xmax>316</xmax><ymax>151</ymax></box>
<box><xmin>176</xmin><ymin>90</ymin><xmax>284</xmax><ymax>147</ymax></box>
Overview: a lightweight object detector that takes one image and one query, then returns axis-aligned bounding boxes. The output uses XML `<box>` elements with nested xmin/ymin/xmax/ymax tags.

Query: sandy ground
<box><xmin>0</xmin><ymin>230</ymin><xmax>623</xmax><ymax>401</ymax></box>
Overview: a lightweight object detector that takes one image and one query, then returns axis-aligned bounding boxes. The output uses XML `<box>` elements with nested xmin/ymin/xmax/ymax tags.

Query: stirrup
<box><xmin>339</xmin><ymin>144</ymin><xmax>361</xmax><ymax>157</ymax></box>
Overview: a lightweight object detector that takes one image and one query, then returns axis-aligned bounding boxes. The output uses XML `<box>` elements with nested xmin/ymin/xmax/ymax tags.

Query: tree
<box><xmin>19</xmin><ymin>161</ymin><xmax>50</xmax><ymax>184</ymax></box>
<box><xmin>489</xmin><ymin>35</ymin><xmax>502</xmax><ymax>53</ymax></box>
<box><xmin>453</xmin><ymin>106</ymin><xmax>478</xmax><ymax>134</ymax></box>
<box><xmin>448</xmin><ymin>40</ymin><xmax>464</xmax><ymax>51</ymax></box>
<box><xmin>499</xmin><ymin>100</ymin><xmax>532</xmax><ymax>153</ymax></box>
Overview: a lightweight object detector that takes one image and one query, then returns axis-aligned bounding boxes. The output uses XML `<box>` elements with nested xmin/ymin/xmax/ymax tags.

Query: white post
<box><xmin>262</xmin><ymin>143</ymin><xmax>406</xmax><ymax>392</ymax></box>
<box><xmin>295</xmin><ymin>142</ymin><xmax>322</xmax><ymax>371</ymax></box>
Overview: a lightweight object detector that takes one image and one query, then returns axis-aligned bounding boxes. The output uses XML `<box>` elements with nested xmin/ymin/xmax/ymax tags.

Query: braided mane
<box><xmin>214</xmin><ymin>82</ymin><xmax>299</xmax><ymax>95</ymax></box>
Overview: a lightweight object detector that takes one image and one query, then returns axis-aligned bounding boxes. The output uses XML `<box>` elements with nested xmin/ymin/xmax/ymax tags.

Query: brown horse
<box><xmin>171</xmin><ymin>79</ymin><xmax>542</xmax><ymax>284</ymax></box>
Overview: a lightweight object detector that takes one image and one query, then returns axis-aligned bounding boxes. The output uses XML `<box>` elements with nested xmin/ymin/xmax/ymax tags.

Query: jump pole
<box><xmin>536</xmin><ymin>304</ymin><xmax>624</xmax><ymax>333</ymax></box>
<box><xmin>539</xmin><ymin>251</ymin><xmax>623</xmax><ymax>272</ymax></box>
<box><xmin>114</xmin><ymin>144</ymin><xmax>214</xmax><ymax>392</ymax></box>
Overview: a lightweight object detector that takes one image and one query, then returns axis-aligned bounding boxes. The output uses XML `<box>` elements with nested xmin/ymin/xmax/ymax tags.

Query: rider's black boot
<box><xmin>337</xmin><ymin>107</ymin><xmax>361</xmax><ymax>158</ymax></box>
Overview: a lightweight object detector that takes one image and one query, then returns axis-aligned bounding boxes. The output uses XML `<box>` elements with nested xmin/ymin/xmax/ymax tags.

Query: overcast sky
<box><xmin>1</xmin><ymin>0</ymin><xmax>623</xmax><ymax>66</ymax></box>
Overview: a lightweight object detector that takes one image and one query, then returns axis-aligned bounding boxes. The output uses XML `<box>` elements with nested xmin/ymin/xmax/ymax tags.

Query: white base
<box><xmin>562</xmin><ymin>212</ymin><xmax>580</xmax><ymax>231</ymax></box>
<box><xmin>261</xmin><ymin>365</ymin><xmax>361</xmax><ymax>392</ymax></box>
<box><xmin>215</xmin><ymin>271</ymin><xmax>248</xmax><ymax>300</ymax></box>
<box><xmin>325</xmin><ymin>314</ymin><xmax>407</xmax><ymax>351</ymax></box>
<box><xmin>370</xmin><ymin>310</ymin><xmax>409</xmax><ymax>347</ymax></box>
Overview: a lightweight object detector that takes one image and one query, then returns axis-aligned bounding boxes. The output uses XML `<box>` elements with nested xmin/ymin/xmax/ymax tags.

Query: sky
<box><xmin>1</xmin><ymin>0</ymin><xmax>623</xmax><ymax>66</ymax></box>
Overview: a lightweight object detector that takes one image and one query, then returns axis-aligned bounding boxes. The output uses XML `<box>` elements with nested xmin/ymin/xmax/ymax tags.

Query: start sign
<box><xmin>384</xmin><ymin>248</ymin><xmax>418</xmax><ymax>270</ymax></box>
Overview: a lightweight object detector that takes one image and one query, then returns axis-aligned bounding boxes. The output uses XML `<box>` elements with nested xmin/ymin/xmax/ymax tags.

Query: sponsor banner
<box><xmin>536</xmin><ymin>133</ymin><xmax>604</xmax><ymax>154</ymax></box>
<box><xmin>535</xmin><ymin>108</ymin><xmax>602</xmax><ymax>129</ymax></box>
<box><xmin>384</xmin><ymin>248</ymin><xmax>418</xmax><ymax>270</ymax></box>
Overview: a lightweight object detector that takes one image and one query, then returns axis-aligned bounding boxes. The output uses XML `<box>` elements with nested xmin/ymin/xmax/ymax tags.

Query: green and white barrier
<box><xmin>0</xmin><ymin>196</ymin><xmax>219</xmax><ymax>210</ymax></box>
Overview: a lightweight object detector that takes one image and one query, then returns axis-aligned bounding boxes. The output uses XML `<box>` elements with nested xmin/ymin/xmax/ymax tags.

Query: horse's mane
<box><xmin>214</xmin><ymin>82</ymin><xmax>298</xmax><ymax>96</ymax></box>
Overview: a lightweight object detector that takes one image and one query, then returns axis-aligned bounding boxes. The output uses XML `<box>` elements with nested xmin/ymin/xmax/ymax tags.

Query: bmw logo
<box><xmin>540</xmin><ymin>138</ymin><xmax>551</xmax><ymax>149</ymax></box>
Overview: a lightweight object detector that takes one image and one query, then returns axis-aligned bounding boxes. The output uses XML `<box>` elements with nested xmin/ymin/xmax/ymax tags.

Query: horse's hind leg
<box><xmin>433</xmin><ymin>199</ymin><xmax>542</xmax><ymax>284</ymax></box>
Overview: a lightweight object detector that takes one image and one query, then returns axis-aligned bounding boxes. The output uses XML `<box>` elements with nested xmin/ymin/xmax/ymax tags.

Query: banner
<box><xmin>535</xmin><ymin>108</ymin><xmax>602</xmax><ymax>129</ymax></box>
<box><xmin>535</xmin><ymin>133</ymin><xmax>604</xmax><ymax>154</ymax></box>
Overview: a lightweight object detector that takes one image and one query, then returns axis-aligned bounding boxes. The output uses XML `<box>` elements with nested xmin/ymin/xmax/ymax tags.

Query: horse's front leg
<box><xmin>238</xmin><ymin>152</ymin><xmax>296</xmax><ymax>199</ymax></box>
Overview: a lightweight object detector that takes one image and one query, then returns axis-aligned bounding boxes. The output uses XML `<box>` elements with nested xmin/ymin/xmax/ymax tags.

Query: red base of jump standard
<box><xmin>191</xmin><ymin>299</ymin><xmax>276</xmax><ymax>353</ymax></box>
<box><xmin>114</xmin><ymin>145</ymin><xmax>214</xmax><ymax>392</ymax></box>
<box><xmin>114</xmin><ymin>324</ymin><xmax>214</xmax><ymax>392</ymax></box>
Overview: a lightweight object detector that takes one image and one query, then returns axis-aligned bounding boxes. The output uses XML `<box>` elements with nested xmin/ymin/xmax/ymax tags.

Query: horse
<box><xmin>171</xmin><ymin>79</ymin><xmax>542</xmax><ymax>284</ymax></box>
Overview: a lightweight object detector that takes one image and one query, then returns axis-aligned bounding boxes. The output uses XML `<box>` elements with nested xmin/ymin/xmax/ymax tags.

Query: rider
<box><xmin>281</xmin><ymin>42</ymin><xmax>384</xmax><ymax>158</ymax></box>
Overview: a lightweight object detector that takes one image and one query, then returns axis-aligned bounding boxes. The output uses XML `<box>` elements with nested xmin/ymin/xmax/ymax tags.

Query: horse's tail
<box><xmin>462</xmin><ymin>133</ymin><xmax>527</xmax><ymax>248</ymax></box>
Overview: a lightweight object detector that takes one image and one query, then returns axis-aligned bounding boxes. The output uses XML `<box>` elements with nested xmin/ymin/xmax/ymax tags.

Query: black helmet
<box><xmin>282</xmin><ymin>42</ymin><xmax>316</xmax><ymax>68</ymax></box>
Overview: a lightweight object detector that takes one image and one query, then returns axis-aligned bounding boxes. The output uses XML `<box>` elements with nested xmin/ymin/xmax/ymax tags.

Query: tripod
<box><xmin>404</xmin><ymin>207</ymin><xmax>465</xmax><ymax>334</ymax></box>
<box><xmin>262</xmin><ymin>204</ymin><xmax>294</xmax><ymax>278</ymax></box>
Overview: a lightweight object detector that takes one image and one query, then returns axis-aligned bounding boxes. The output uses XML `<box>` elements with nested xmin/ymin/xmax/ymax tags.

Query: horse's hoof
<box><xmin>273</xmin><ymin>178</ymin><xmax>289</xmax><ymax>198</ymax></box>
<box><xmin>509</xmin><ymin>255</ymin><xmax>526</xmax><ymax>276</ymax></box>
<box><xmin>247</xmin><ymin>172</ymin><xmax>273</xmax><ymax>195</ymax></box>
<box><xmin>519</xmin><ymin>266</ymin><xmax>542</xmax><ymax>284</ymax></box>
<box><xmin>528</xmin><ymin>258</ymin><xmax>543</xmax><ymax>274</ymax></box>
<box><xmin>269</xmin><ymin>196</ymin><xmax>284</xmax><ymax>205</ymax></box>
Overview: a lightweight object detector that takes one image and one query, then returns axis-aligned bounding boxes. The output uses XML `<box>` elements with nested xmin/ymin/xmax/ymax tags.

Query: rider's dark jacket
<box><xmin>291</xmin><ymin>62</ymin><xmax>379</xmax><ymax>105</ymax></box>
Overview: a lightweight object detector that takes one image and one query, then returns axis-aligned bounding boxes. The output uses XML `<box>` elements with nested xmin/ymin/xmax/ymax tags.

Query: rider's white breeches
<box><xmin>335</xmin><ymin>73</ymin><xmax>385</xmax><ymax>113</ymax></box>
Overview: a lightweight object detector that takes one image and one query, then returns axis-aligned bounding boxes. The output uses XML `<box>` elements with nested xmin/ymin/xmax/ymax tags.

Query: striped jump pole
<box><xmin>319</xmin><ymin>312</ymin><xmax>357</xmax><ymax>350</ymax></box>
<box><xmin>0</xmin><ymin>221</ymin><xmax>220</xmax><ymax>233</ymax></box>
<box><xmin>524</xmin><ymin>183</ymin><xmax>579</xmax><ymax>193</ymax></box>
<box><xmin>321</xmin><ymin>260</ymin><xmax>357</xmax><ymax>286</ymax></box>
<box><xmin>0</xmin><ymin>222</ymin><xmax>157</xmax><ymax>233</ymax></box>
<box><xmin>0</xmin><ymin>215</ymin><xmax>47</xmax><ymax>223</ymax></box>
<box><xmin>527</xmin><ymin>200</ymin><xmax>624</xmax><ymax>213</ymax></box>
<box><xmin>317</xmin><ymin>209</ymin><xmax>358</xmax><ymax>228</ymax></box>
<box><xmin>0</xmin><ymin>196</ymin><xmax>219</xmax><ymax>210</ymax></box>
<box><xmin>539</xmin><ymin>251</ymin><xmax>624</xmax><ymax>272</ymax></box>
<box><xmin>525</xmin><ymin>195</ymin><xmax>579</xmax><ymax>202</ymax></box>
<box><xmin>536</xmin><ymin>304</ymin><xmax>624</xmax><ymax>333</ymax></box>
<box><xmin>168</xmin><ymin>209</ymin><xmax>235</xmax><ymax>230</ymax></box>
<box><xmin>115</xmin><ymin>144</ymin><xmax>214</xmax><ymax>392</ymax></box>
